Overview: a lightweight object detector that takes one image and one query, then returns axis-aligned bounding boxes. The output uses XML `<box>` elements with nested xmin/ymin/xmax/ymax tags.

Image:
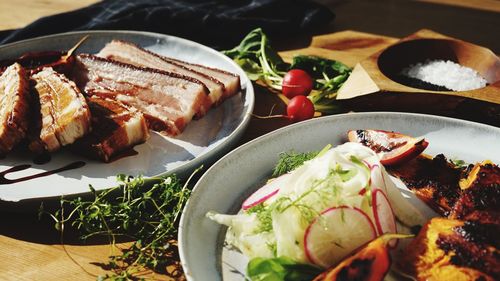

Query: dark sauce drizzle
<box><xmin>0</xmin><ymin>161</ymin><xmax>86</xmax><ymax>185</ymax></box>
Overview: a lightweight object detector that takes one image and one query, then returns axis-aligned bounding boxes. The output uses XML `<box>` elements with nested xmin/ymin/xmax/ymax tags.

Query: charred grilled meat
<box><xmin>400</xmin><ymin>218</ymin><xmax>499</xmax><ymax>281</ymax></box>
<box><xmin>387</xmin><ymin>154</ymin><xmax>463</xmax><ymax>216</ymax></box>
<box><xmin>449</xmin><ymin>162</ymin><xmax>500</xmax><ymax>225</ymax></box>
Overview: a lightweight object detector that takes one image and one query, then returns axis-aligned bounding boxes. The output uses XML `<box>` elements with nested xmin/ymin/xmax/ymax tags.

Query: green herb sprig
<box><xmin>42</xmin><ymin>168</ymin><xmax>201</xmax><ymax>281</ymax></box>
<box><xmin>273</xmin><ymin>151</ymin><xmax>319</xmax><ymax>177</ymax></box>
<box><xmin>223</xmin><ymin>28</ymin><xmax>288</xmax><ymax>89</ymax></box>
<box><xmin>273</xmin><ymin>144</ymin><xmax>331</xmax><ymax>177</ymax></box>
<box><xmin>223</xmin><ymin>28</ymin><xmax>351</xmax><ymax>114</ymax></box>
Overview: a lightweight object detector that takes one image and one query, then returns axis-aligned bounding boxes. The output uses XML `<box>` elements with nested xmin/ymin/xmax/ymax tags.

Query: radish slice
<box><xmin>372</xmin><ymin>189</ymin><xmax>397</xmax><ymax>248</ymax></box>
<box><xmin>369</xmin><ymin>164</ymin><xmax>389</xmax><ymax>194</ymax></box>
<box><xmin>304</xmin><ymin>206</ymin><xmax>377</xmax><ymax>268</ymax></box>
<box><xmin>242</xmin><ymin>174</ymin><xmax>289</xmax><ymax>210</ymax></box>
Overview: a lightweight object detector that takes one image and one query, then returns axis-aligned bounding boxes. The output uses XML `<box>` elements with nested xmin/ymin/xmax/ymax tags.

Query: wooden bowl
<box><xmin>337</xmin><ymin>30</ymin><xmax>500</xmax><ymax>124</ymax></box>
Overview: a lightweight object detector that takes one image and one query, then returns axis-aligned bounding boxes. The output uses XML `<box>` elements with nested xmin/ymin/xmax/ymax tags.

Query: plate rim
<box><xmin>178</xmin><ymin>111</ymin><xmax>500</xmax><ymax>280</ymax></box>
<box><xmin>0</xmin><ymin>30</ymin><xmax>255</xmax><ymax>202</ymax></box>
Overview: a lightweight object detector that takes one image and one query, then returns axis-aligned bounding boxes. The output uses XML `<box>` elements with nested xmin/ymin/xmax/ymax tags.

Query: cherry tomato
<box><xmin>287</xmin><ymin>95</ymin><xmax>315</xmax><ymax>122</ymax></box>
<box><xmin>282</xmin><ymin>69</ymin><xmax>314</xmax><ymax>98</ymax></box>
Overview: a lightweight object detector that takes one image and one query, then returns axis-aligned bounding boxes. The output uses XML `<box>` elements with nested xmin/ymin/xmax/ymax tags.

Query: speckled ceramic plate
<box><xmin>0</xmin><ymin>31</ymin><xmax>254</xmax><ymax>202</ymax></box>
<box><xmin>178</xmin><ymin>112</ymin><xmax>500</xmax><ymax>281</ymax></box>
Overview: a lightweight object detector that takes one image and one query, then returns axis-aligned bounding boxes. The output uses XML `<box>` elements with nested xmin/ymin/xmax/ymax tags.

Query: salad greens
<box><xmin>223</xmin><ymin>28</ymin><xmax>288</xmax><ymax>88</ymax></box>
<box><xmin>247</xmin><ymin>257</ymin><xmax>322</xmax><ymax>281</ymax></box>
<box><xmin>208</xmin><ymin>143</ymin><xmax>379</xmax><ymax>266</ymax></box>
<box><xmin>41</xmin><ymin>169</ymin><xmax>200</xmax><ymax>281</ymax></box>
<box><xmin>208</xmin><ymin>142</ymin><xmax>424</xmax><ymax>280</ymax></box>
<box><xmin>223</xmin><ymin>28</ymin><xmax>351</xmax><ymax>114</ymax></box>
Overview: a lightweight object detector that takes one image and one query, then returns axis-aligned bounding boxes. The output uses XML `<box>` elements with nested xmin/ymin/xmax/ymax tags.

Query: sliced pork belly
<box><xmin>72</xmin><ymin>54</ymin><xmax>209</xmax><ymax>136</ymax></box>
<box><xmin>30</xmin><ymin>67</ymin><xmax>91</xmax><ymax>153</ymax></box>
<box><xmin>72</xmin><ymin>96</ymin><xmax>149</xmax><ymax>162</ymax></box>
<box><xmin>164</xmin><ymin>56</ymin><xmax>241</xmax><ymax>99</ymax></box>
<box><xmin>0</xmin><ymin>63</ymin><xmax>30</xmax><ymax>155</ymax></box>
<box><xmin>97</xmin><ymin>40</ymin><xmax>225</xmax><ymax>106</ymax></box>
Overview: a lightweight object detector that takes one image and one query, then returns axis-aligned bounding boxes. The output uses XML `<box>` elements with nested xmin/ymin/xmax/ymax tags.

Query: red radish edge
<box><xmin>371</xmin><ymin>189</ymin><xmax>398</xmax><ymax>248</ymax></box>
<box><xmin>362</xmin><ymin>160</ymin><xmax>373</xmax><ymax>169</ymax></box>
<box><xmin>303</xmin><ymin>206</ymin><xmax>377</xmax><ymax>265</ymax></box>
<box><xmin>368</xmin><ymin>163</ymin><xmax>383</xmax><ymax>189</ymax></box>
<box><xmin>242</xmin><ymin>188</ymin><xmax>279</xmax><ymax>210</ymax></box>
<box><xmin>380</xmin><ymin>139</ymin><xmax>429</xmax><ymax>166</ymax></box>
<box><xmin>369</xmin><ymin>164</ymin><xmax>389</xmax><ymax>194</ymax></box>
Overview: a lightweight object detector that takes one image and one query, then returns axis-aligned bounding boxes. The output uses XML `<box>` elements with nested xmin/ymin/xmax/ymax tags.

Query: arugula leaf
<box><xmin>247</xmin><ymin>257</ymin><xmax>322</xmax><ymax>281</ymax></box>
<box><xmin>290</xmin><ymin>55</ymin><xmax>350</xmax><ymax>79</ymax></box>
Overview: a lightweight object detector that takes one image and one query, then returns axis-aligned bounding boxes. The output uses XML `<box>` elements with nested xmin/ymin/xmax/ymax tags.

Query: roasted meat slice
<box><xmin>97</xmin><ymin>40</ymin><xmax>225</xmax><ymax>106</ymax></box>
<box><xmin>30</xmin><ymin>67</ymin><xmax>91</xmax><ymax>153</ymax></box>
<box><xmin>400</xmin><ymin>218</ymin><xmax>498</xmax><ymax>281</ymax></box>
<box><xmin>0</xmin><ymin>51</ymin><xmax>64</xmax><ymax>73</ymax></box>
<box><xmin>0</xmin><ymin>63</ymin><xmax>30</xmax><ymax>155</ymax></box>
<box><xmin>71</xmin><ymin>96</ymin><xmax>149</xmax><ymax>162</ymax></box>
<box><xmin>387</xmin><ymin>154</ymin><xmax>463</xmax><ymax>215</ymax></box>
<box><xmin>449</xmin><ymin>162</ymin><xmax>500</xmax><ymax>224</ymax></box>
<box><xmin>449</xmin><ymin>185</ymin><xmax>500</xmax><ymax>225</ymax></box>
<box><xmin>72</xmin><ymin>54</ymin><xmax>209</xmax><ymax>136</ymax></box>
<box><xmin>162</xmin><ymin>55</ymin><xmax>240</xmax><ymax>100</ymax></box>
<box><xmin>459</xmin><ymin>161</ymin><xmax>500</xmax><ymax>190</ymax></box>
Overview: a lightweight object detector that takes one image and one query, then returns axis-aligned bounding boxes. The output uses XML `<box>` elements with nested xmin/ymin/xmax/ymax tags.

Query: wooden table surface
<box><xmin>0</xmin><ymin>1</ymin><xmax>498</xmax><ymax>281</ymax></box>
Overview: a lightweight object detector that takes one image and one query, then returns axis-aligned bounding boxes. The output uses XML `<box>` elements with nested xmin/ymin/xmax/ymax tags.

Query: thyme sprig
<box><xmin>42</xmin><ymin>168</ymin><xmax>201</xmax><ymax>281</ymax></box>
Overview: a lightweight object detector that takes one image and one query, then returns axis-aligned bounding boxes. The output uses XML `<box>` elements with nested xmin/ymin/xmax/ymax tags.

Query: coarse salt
<box><xmin>402</xmin><ymin>60</ymin><xmax>487</xmax><ymax>91</ymax></box>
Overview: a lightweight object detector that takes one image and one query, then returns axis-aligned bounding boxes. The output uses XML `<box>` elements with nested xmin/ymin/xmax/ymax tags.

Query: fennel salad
<box><xmin>207</xmin><ymin>142</ymin><xmax>423</xmax><ymax>271</ymax></box>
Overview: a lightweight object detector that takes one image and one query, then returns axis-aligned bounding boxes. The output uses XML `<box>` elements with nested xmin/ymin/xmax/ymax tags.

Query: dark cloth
<box><xmin>0</xmin><ymin>0</ymin><xmax>334</xmax><ymax>50</ymax></box>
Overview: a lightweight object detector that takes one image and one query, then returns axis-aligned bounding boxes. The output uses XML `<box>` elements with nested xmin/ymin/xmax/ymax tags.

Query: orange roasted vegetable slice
<box><xmin>313</xmin><ymin>234</ymin><xmax>410</xmax><ymax>281</ymax></box>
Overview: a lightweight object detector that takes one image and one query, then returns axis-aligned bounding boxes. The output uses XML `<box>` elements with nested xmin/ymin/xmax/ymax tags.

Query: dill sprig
<box><xmin>272</xmin><ymin>151</ymin><xmax>318</xmax><ymax>177</ymax></box>
<box><xmin>42</xmin><ymin>168</ymin><xmax>201</xmax><ymax>281</ymax></box>
<box><xmin>247</xmin><ymin>204</ymin><xmax>273</xmax><ymax>233</ymax></box>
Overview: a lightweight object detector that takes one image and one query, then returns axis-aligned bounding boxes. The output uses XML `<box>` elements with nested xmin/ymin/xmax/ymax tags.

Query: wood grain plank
<box><xmin>0</xmin><ymin>235</ymin><xmax>175</xmax><ymax>280</ymax></box>
<box><xmin>311</xmin><ymin>30</ymin><xmax>398</xmax><ymax>55</ymax></box>
<box><xmin>419</xmin><ymin>0</ymin><xmax>500</xmax><ymax>13</ymax></box>
<box><xmin>0</xmin><ymin>0</ymin><xmax>99</xmax><ymax>30</ymax></box>
<box><xmin>280</xmin><ymin>31</ymin><xmax>398</xmax><ymax>67</ymax></box>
